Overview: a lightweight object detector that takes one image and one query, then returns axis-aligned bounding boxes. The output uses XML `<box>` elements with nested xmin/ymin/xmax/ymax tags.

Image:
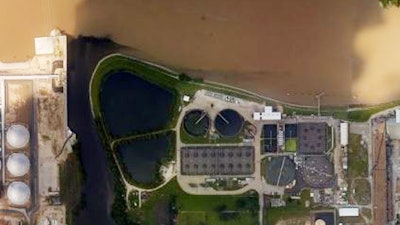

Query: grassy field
<box><xmin>178</xmin><ymin>212</ymin><xmax>206</xmax><ymax>225</ymax></box>
<box><xmin>129</xmin><ymin>179</ymin><xmax>259</xmax><ymax>225</ymax></box>
<box><xmin>285</xmin><ymin>138</ymin><xmax>298</xmax><ymax>152</ymax></box>
<box><xmin>353</xmin><ymin>179</ymin><xmax>371</xmax><ymax>205</ymax></box>
<box><xmin>264</xmin><ymin>192</ymin><xmax>311</xmax><ymax>225</ymax></box>
<box><xmin>348</xmin><ymin>134</ymin><xmax>369</xmax><ymax>178</ymax></box>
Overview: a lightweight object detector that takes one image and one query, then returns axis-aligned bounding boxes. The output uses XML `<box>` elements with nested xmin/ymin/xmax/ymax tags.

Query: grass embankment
<box><xmin>129</xmin><ymin>179</ymin><xmax>259</xmax><ymax>225</ymax></box>
<box><xmin>90</xmin><ymin>55</ymin><xmax>184</xmax><ymax>136</ymax></box>
<box><xmin>284</xmin><ymin>100</ymin><xmax>400</xmax><ymax>122</ymax></box>
<box><xmin>284</xmin><ymin>138</ymin><xmax>298</xmax><ymax>152</ymax></box>
<box><xmin>348</xmin><ymin>134</ymin><xmax>371</xmax><ymax>205</ymax></box>
<box><xmin>264</xmin><ymin>191</ymin><xmax>312</xmax><ymax>225</ymax></box>
<box><xmin>90</xmin><ymin>54</ymin><xmax>182</xmax><ymax>188</ymax></box>
<box><xmin>114</xmin><ymin>131</ymin><xmax>176</xmax><ymax>189</ymax></box>
<box><xmin>348</xmin><ymin>134</ymin><xmax>369</xmax><ymax>178</ymax></box>
<box><xmin>60</xmin><ymin>142</ymin><xmax>85</xmax><ymax>225</ymax></box>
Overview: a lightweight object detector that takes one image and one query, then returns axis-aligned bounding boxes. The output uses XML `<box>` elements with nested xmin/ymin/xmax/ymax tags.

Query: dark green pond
<box><xmin>100</xmin><ymin>72</ymin><xmax>174</xmax><ymax>137</ymax></box>
<box><xmin>117</xmin><ymin>134</ymin><xmax>172</xmax><ymax>184</ymax></box>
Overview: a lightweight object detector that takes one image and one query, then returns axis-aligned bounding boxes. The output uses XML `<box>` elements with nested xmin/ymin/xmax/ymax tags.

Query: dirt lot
<box><xmin>37</xmin><ymin>80</ymin><xmax>66</xmax><ymax>156</ymax></box>
<box><xmin>36</xmin><ymin>79</ymin><xmax>66</xmax><ymax>196</ymax></box>
<box><xmin>5</xmin><ymin>81</ymin><xmax>33</xmax><ymax>125</ymax></box>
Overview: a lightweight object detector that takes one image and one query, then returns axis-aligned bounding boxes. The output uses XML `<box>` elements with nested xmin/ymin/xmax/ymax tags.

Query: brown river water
<box><xmin>1</xmin><ymin>0</ymin><xmax>400</xmax><ymax>105</ymax></box>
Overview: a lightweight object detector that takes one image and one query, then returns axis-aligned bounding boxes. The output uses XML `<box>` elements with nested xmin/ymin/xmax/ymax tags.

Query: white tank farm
<box><xmin>7</xmin><ymin>181</ymin><xmax>31</xmax><ymax>206</ymax></box>
<box><xmin>7</xmin><ymin>153</ymin><xmax>30</xmax><ymax>177</ymax></box>
<box><xmin>6</xmin><ymin>124</ymin><xmax>30</xmax><ymax>149</ymax></box>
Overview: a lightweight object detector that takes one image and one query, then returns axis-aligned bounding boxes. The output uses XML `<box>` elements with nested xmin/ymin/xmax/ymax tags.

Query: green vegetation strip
<box><xmin>284</xmin><ymin>100</ymin><xmax>400</xmax><ymax>122</ymax></box>
<box><xmin>60</xmin><ymin>142</ymin><xmax>85</xmax><ymax>225</ymax></box>
<box><xmin>348</xmin><ymin>134</ymin><xmax>369</xmax><ymax>178</ymax></box>
<box><xmin>284</xmin><ymin>138</ymin><xmax>297</xmax><ymax>152</ymax></box>
<box><xmin>114</xmin><ymin>131</ymin><xmax>176</xmax><ymax>189</ymax></box>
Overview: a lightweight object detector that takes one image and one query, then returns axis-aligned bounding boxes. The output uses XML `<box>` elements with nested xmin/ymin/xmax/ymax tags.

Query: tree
<box><xmin>380</xmin><ymin>0</ymin><xmax>400</xmax><ymax>7</ymax></box>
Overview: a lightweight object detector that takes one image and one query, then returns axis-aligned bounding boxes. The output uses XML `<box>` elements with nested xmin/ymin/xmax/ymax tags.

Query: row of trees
<box><xmin>380</xmin><ymin>0</ymin><xmax>400</xmax><ymax>7</ymax></box>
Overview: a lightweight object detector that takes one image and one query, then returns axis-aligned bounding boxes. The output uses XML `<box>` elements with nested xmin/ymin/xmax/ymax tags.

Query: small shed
<box><xmin>183</xmin><ymin>95</ymin><xmax>190</xmax><ymax>102</ymax></box>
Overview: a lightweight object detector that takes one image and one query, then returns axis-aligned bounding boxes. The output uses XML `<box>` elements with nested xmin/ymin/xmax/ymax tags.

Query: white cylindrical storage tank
<box><xmin>7</xmin><ymin>181</ymin><xmax>31</xmax><ymax>206</ymax></box>
<box><xmin>6</xmin><ymin>153</ymin><xmax>30</xmax><ymax>177</ymax></box>
<box><xmin>315</xmin><ymin>219</ymin><xmax>326</xmax><ymax>225</ymax></box>
<box><xmin>6</xmin><ymin>124</ymin><xmax>30</xmax><ymax>149</ymax></box>
<box><xmin>340</xmin><ymin>123</ymin><xmax>348</xmax><ymax>146</ymax></box>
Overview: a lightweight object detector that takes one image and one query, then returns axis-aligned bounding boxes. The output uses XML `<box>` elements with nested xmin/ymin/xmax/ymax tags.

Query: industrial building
<box><xmin>0</xmin><ymin>29</ymin><xmax>68</xmax><ymax>224</ymax></box>
<box><xmin>253</xmin><ymin>106</ymin><xmax>282</xmax><ymax>121</ymax></box>
<box><xmin>338</xmin><ymin>207</ymin><xmax>360</xmax><ymax>217</ymax></box>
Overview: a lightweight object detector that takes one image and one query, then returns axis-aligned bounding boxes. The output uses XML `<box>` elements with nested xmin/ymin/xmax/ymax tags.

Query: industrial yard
<box><xmin>86</xmin><ymin>52</ymin><xmax>400</xmax><ymax>225</ymax></box>
<box><xmin>0</xmin><ymin>30</ymin><xmax>72</xmax><ymax>225</ymax></box>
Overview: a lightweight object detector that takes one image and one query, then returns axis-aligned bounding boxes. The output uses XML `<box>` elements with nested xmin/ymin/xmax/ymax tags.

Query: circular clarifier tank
<box><xmin>214</xmin><ymin>109</ymin><xmax>244</xmax><ymax>137</ymax></box>
<box><xmin>183</xmin><ymin>110</ymin><xmax>210</xmax><ymax>137</ymax></box>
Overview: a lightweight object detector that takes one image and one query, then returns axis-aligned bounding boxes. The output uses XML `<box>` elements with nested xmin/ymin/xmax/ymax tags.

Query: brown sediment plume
<box><xmin>2</xmin><ymin>0</ymin><xmax>400</xmax><ymax>105</ymax></box>
<box><xmin>0</xmin><ymin>0</ymin><xmax>78</xmax><ymax>62</ymax></box>
<box><xmin>353</xmin><ymin>8</ymin><xmax>400</xmax><ymax>104</ymax></box>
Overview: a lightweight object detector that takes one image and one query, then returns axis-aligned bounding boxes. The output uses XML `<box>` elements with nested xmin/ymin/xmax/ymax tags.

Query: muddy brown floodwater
<box><xmin>1</xmin><ymin>0</ymin><xmax>400</xmax><ymax>105</ymax></box>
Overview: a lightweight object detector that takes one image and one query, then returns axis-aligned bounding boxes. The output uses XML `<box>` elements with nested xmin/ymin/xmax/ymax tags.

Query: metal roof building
<box><xmin>338</xmin><ymin>208</ymin><xmax>359</xmax><ymax>217</ymax></box>
<box><xmin>340</xmin><ymin>122</ymin><xmax>348</xmax><ymax>146</ymax></box>
<box><xmin>253</xmin><ymin>106</ymin><xmax>281</xmax><ymax>121</ymax></box>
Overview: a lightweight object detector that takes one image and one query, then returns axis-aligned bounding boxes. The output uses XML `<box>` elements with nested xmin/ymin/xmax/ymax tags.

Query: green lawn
<box><xmin>285</xmin><ymin>138</ymin><xmax>298</xmax><ymax>152</ymax></box>
<box><xmin>264</xmin><ymin>195</ymin><xmax>311</xmax><ymax>225</ymax></box>
<box><xmin>178</xmin><ymin>212</ymin><xmax>206</xmax><ymax>225</ymax></box>
<box><xmin>348</xmin><ymin>134</ymin><xmax>369</xmax><ymax>178</ymax></box>
<box><xmin>129</xmin><ymin>179</ymin><xmax>259</xmax><ymax>225</ymax></box>
<box><xmin>263</xmin><ymin>190</ymin><xmax>315</xmax><ymax>225</ymax></box>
